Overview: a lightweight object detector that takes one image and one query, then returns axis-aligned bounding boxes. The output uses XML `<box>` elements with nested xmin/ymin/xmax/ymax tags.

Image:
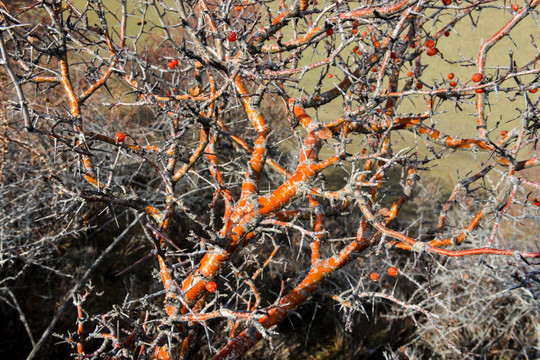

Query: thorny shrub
<box><xmin>1</xmin><ymin>0</ymin><xmax>539</xmax><ymax>359</ymax></box>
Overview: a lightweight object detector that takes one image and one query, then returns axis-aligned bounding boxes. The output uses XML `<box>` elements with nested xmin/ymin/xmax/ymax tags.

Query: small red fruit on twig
<box><xmin>529</xmin><ymin>88</ymin><xmax>538</xmax><ymax>94</ymax></box>
<box><xmin>387</xmin><ymin>267</ymin><xmax>398</xmax><ymax>276</ymax></box>
<box><xmin>115</xmin><ymin>132</ymin><xmax>126</xmax><ymax>143</ymax></box>
<box><xmin>447</xmin><ymin>73</ymin><xmax>454</xmax><ymax>80</ymax></box>
<box><xmin>476</xmin><ymin>88</ymin><xmax>484</xmax><ymax>94</ymax></box>
<box><xmin>449</xmin><ymin>80</ymin><xmax>457</xmax><ymax>87</ymax></box>
<box><xmin>326</xmin><ymin>27</ymin><xmax>334</xmax><ymax>36</ymax></box>
<box><xmin>227</xmin><ymin>31</ymin><xmax>237</xmax><ymax>42</ymax></box>
<box><xmin>425</xmin><ymin>39</ymin><xmax>435</xmax><ymax>48</ymax></box>
<box><xmin>426</xmin><ymin>47</ymin><xmax>438</xmax><ymax>56</ymax></box>
<box><xmin>532</xmin><ymin>198</ymin><xmax>540</xmax><ymax>207</ymax></box>
<box><xmin>370</xmin><ymin>272</ymin><xmax>380</xmax><ymax>282</ymax></box>
<box><xmin>472</xmin><ymin>73</ymin><xmax>483</xmax><ymax>82</ymax></box>
<box><xmin>167</xmin><ymin>59</ymin><xmax>178</xmax><ymax>69</ymax></box>
<box><xmin>512</xmin><ymin>4</ymin><xmax>519</xmax><ymax>11</ymax></box>
<box><xmin>206</xmin><ymin>281</ymin><xmax>217</xmax><ymax>293</ymax></box>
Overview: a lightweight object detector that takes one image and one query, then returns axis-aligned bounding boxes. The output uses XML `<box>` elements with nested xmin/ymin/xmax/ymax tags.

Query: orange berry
<box><xmin>352</xmin><ymin>20</ymin><xmax>359</xmax><ymax>28</ymax></box>
<box><xmin>529</xmin><ymin>88</ymin><xmax>538</xmax><ymax>93</ymax></box>
<box><xmin>500</xmin><ymin>130</ymin><xmax>508</xmax><ymax>136</ymax></box>
<box><xmin>327</xmin><ymin>73</ymin><xmax>333</xmax><ymax>78</ymax></box>
<box><xmin>227</xmin><ymin>31</ymin><xmax>237</xmax><ymax>42</ymax></box>
<box><xmin>352</xmin><ymin>46</ymin><xmax>359</xmax><ymax>53</ymax></box>
<box><xmin>206</xmin><ymin>281</ymin><xmax>217</xmax><ymax>293</ymax></box>
<box><xmin>512</xmin><ymin>4</ymin><xmax>519</xmax><ymax>11</ymax></box>
<box><xmin>425</xmin><ymin>39</ymin><xmax>435</xmax><ymax>48</ymax></box>
<box><xmin>166</xmin><ymin>91</ymin><xmax>171</xmax><ymax>96</ymax></box>
<box><xmin>372</xmin><ymin>66</ymin><xmax>378</xmax><ymax>73</ymax></box>
<box><xmin>449</xmin><ymin>80</ymin><xmax>457</xmax><ymax>87</ymax></box>
<box><xmin>363</xmin><ymin>31</ymin><xmax>368</xmax><ymax>36</ymax></box>
<box><xmin>167</xmin><ymin>59</ymin><xmax>178</xmax><ymax>69</ymax></box>
<box><xmin>532</xmin><ymin>198</ymin><xmax>540</xmax><ymax>207</ymax></box>
<box><xmin>476</xmin><ymin>88</ymin><xmax>484</xmax><ymax>93</ymax></box>
<box><xmin>407</xmin><ymin>71</ymin><xmax>413</xmax><ymax>77</ymax></box>
<box><xmin>374</xmin><ymin>41</ymin><xmax>380</xmax><ymax>47</ymax></box>
<box><xmin>426</xmin><ymin>47</ymin><xmax>438</xmax><ymax>56</ymax></box>
<box><xmin>472</xmin><ymin>73</ymin><xmax>483</xmax><ymax>82</ymax></box>
<box><xmin>447</xmin><ymin>73</ymin><xmax>454</xmax><ymax>80</ymax></box>
<box><xmin>387</xmin><ymin>267</ymin><xmax>398</xmax><ymax>276</ymax></box>
<box><xmin>235</xmin><ymin>5</ymin><xmax>242</xmax><ymax>11</ymax></box>
<box><xmin>115</xmin><ymin>132</ymin><xmax>126</xmax><ymax>143</ymax></box>
<box><xmin>352</xmin><ymin>29</ymin><xmax>358</xmax><ymax>35</ymax></box>
<box><xmin>370</xmin><ymin>272</ymin><xmax>380</xmax><ymax>282</ymax></box>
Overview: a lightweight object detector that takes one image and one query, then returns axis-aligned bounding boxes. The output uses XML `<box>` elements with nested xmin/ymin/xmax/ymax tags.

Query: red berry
<box><xmin>167</xmin><ymin>59</ymin><xmax>178</xmax><ymax>69</ymax></box>
<box><xmin>447</xmin><ymin>73</ymin><xmax>454</xmax><ymax>80</ymax></box>
<box><xmin>390</xmin><ymin>52</ymin><xmax>396</xmax><ymax>59</ymax></box>
<box><xmin>326</xmin><ymin>28</ymin><xmax>334</xmax><ymax>36</ymax></box>
<box><xmin>352</xmin><ymin>46</ymin><xmax>359</xmax><ymax>53</ymax></box>
<box><xmin>227</xmin><ymin>31</ymin><xmax>237</xmax><ymax>42</ymax></box>
<box><xmin>235</xmin><ymin>5</ymin><xmax>242</xmax><ymax>11</ymax></box>
<box><xmin>444</xmin><ymin>30</ymin><xmax>450</xmax><ymax>37</ymax></box>
<box><xmin>206</xmin><ymin>281</ymin><xmax>217</xmax><ymax>293</ymax></box>
<box><xmin>512</xmin><ymin>4</ymin><xmax>519</xmax><ymax>11</ymax></box>
<box><xmin>529</xmin><ymin>88</ymin><xmax>538</xmax><ymax>94</ymax></box>
<box><xmin>425</xmin><ymin>39</ymin><xmax>435</xmax><ymax>48</ymax></box>
<box><xmin>449</xmin><ymin>80</ymin><xmax>457</xmax><ymax>87</ymax></box>
<box><xmin>476</xmin><ymin>88</ymin><xmax>484</xmax><ymax>93</ymax></box>
<box><xmin>352</xmin><ymin>20</ymin><xmax>359</xmax><ymax>29</ymax></box>
<box><xmin>370</xmin><ymin>272</ymin><xmax>380</xmax><ymax>282</ymax></box>
<box><xmin>416</xmin><ymin>82</ymin><xmax>423</xmax><ymax>89</ymax></box>
<box><xmin>372</xmin><ymin>66</ymin><xmax>378</xmax><ymax>73</ymax></box>
<box><xmin>115</xmin><ymin>132</ymin><xmax>126</xmax><ymax>143</ymax></box>
<box><xmin>500</xmin><ymin>130</ymin><xmax>508</xmax><ymax>136</ymax></box>
<box><xmin>472</xmin><ymin>73</ymin><xmax>483</xmax><ymax>82</ymax></box>
<box><xmin>533</xmin><ymin>198</ymin><xmax>540</xmax><ymax>207</ymax></box>
<box><xmin>426</xmin><ymin>47</ymin><xmax>438</xmax><ymax>56</ymax></box>
<box><xmin>410</xmin><ymin>43</ymin><xmax>416</xmax><ymax>48</ymax></box>
<box><xmin>387</xmin><ymin>267</ymin><xmax>398</xmax><ymax>277</ymax></box>
<box><xmin>407</xmin><ymin>71</ymin><xmax>413</xmax><ymax>77</ymax></box>
<box><xmin>327</xmin><ymin>73</ymin><xmax>333</xmax><ymax>78</ymax></box>
<box><xmin>352</xmin><ymin>29</ymin><xmax>358</xmax><ymax>35</ymax></box>
<box><xmin>442</xmin><ymin>0</ymin><xmax>452</xmax><ymax>5</ymax></box>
